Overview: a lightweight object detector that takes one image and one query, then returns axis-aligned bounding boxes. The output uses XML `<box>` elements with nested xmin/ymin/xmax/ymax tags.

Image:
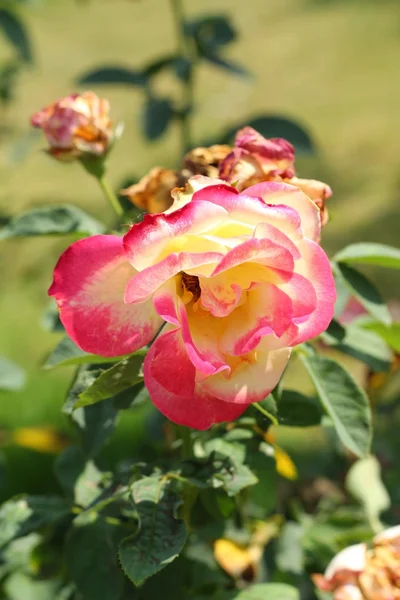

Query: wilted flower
<box><xmin>313</xmin><ymin>525</ymin><xmax>400</xmax><ymax>599</ymax></box>
<box><xmin>49</xmin><ymin>176</ymin><xmax>335</xmax><ymax>429</ymax></box>
<box><xmin>183</xmin><ymin>144</ymin><xmax>232</xmax><ymax>178</ymax></box>
<box><xmin>124</xmin><ymin>127</ymin><xmax>331</xmax><ymax>228</ymax></box>
<box><xmin>121</xmin><ymin>167</ymin><xmax>186</xmax><ymax>215</ymax></box>
<box><xmin>219</xmin><ymin>127</ymin><xmax>332</xmax><ymax>225</ymax></box>
<box><xmin>31</xmin><ymin>91</ymin><xmax>113</xmax><ymax>161</ymax></box>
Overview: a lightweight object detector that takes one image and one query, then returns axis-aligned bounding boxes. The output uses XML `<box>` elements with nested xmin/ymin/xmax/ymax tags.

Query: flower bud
<box><xmin>31</xmin><ymin>91</ymin><xmax>112</xmax><ymax>161</ymax></box>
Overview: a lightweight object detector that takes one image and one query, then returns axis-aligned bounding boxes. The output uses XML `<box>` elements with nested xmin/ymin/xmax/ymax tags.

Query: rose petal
<box><xmin>123</xmin><ymin>200</ymin><xmax>228</xmax><ymax>271</ymax></box>
<box><xmin>144</xmin><ymin>328</ymin><xmax>249</xmax><ymax>429</ymax></box>
<box><xmin>290</xmin><ymin>239</ymin><xmax>336</xmax><ymax>344</ymax></box>
<box><xmin>244</xmin><ymin>180</ymin><xmax>321</xmax><ymax>241</ymax></box>
<box><xmin>200</xmin><ymin>339</ymin><xmax>291</xmax><ymax>404</ymax></box>
<box><xmin>48</xmin><ymin>235</ymin><xmax>162</xmax><ymax>356</ymax></box>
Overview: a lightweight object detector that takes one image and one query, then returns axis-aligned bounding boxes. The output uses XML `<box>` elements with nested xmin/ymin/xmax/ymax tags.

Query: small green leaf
<box><xmin>54</xmin><ymin>446</ymin><xmax>86</xmax><ymax>497</ymax></box>
<box><xmin>44</xmin><ymin>336</ymin><xmax>126</xmax><ymax>369</ymax></box>
<box><xmin>74</xmin><ymin>461</ymin><xmax>104</xmax><ymax>507</ymax></box>
<box><xmin>276</xmin><ymin>522</ymin><xmax>304</xmax><ymax>575</ymax></box>
<box><xmin>119</xmin><ymin>475</ymin><xmax>187</xmax><ymax>586</ymax></box>
<box><xmin>333</xmin><ymin>325</ymin><xmax>393</xmax><ymax>372</ymax></box>
<box><xmin>234</xmin><ymin>583</ymin><xmax>300</xmax><ymax>600</ymax></box>
<box><xmin>78</xmin><ymin>399</ymin><xmax>118</xmax><ymax>458</ymax></box>
<box><xmin>186</xmin><ymin>15</ymin><xmax>237</xmax><ymax>51</ymax></box>
<box><xmin>346</xmin><ymin>455</ymin><xmax>390</xmax><ymax>529</ymax></box>
<box><xmin>300</xmin><ymin>355</ymin><xmax>372</xmax><ymax>458</ymax></box>
<box><xmin>0</xmin><ymin>204</ymin><xmax>104</xmax><ymax>240</ymax></box>
<box><xmin>65</xmin><ymin>520</ymin><xmax>124</xmax><ymax>600</ymax></box>
<box><xmin>0</xmin><ymin>9</ymin><xmax>33</xmax><ymax>63</ymax></box>
<box><xmin>277</xmin><ymin>390</ymin><xmax>322</xmax><ymax>427</ymax></box>
<box><xmin>187</xmin><ymin>439</ymin><xmax>258</xmax><ymax>496</ymax></box>
<box><xmin>0</xmin><ymin>356</ymin><xmax>25</xmax><ymax>391</ymax></box>
<box><xmin>335</xmin><ymin>263</ymin><xmax>391</xmax><ymax>325</ymax></box>
<box><xmin>77</xmin><ymin>66</ymin><xmax>146</xmax><ymax>86</ymax></box>
<box><xmin>201</xmin><ymin>52</ymin><xmax>250</xmax><ymax>78</ymax></box>
<box><xmin>142</xmin><ymin>97</ymin><xmax>174</xmax><ymax>140</ymax></box>
<box><xmin>334</xmin><ymin>243</ymin><xmax>400</xmax><ymax>269</ymax></box>
<box><xmin>75</xmin><ymin>352</ymin><xmax>145</xmax><ymax>408</ymax></box>
<box><xmin>322</xmin><ymin>318</ymin><xmax>346</xmax><ymax>344</ymax></box>
<box><xmin>0</xmin><ymin>496</ymin><xmax>70</xmax><ymax>547</ymax></box>
<box><xmin>364</xmin><ymin>321</ymin><xmax>400</xmax><ymax>353</ymax></box>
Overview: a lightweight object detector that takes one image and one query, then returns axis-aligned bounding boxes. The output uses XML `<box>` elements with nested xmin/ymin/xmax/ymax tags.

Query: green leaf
<box><xmin>322</xmin><ymin>318</ymin><xmax>346</xmax><ymax>344</ymax></box>
<box><xmin>41</xmin><ymin>301</ymin><xmax>64</xmax><ymax>333</ymax></box>
<box><xmin>0</xmin><ymin>204</ymin><xmax>105</xmax><ymax>239</ymax></box>
<box><xmin>142</xmin><ymin>97</ymin><xmax>174</xmax><ymax>140</ymax></box>
<box><xmin>74</xmin><ymin>461</ymin><xmax>104</xmax><ymax>507</ymax></box>
<box><xmin>364</xmin><ymin>321</ymin><xmax>400</xmax><ymax>353</ymax></box>
<box><xmin>335</xmin><ymin>263</ymin><xmax>391</xmax><ymax>325</ymax></box>
<box><xmin>0</xmin><ymin>9</ymin><xmax>33</xmax><ymax>63</ymax></box>
<box><xmin>234</xmin><ymin>583</ymin><xmax>300</xmax><ymax>600</ymax></box>
<box><xmin>44</xmin><ymin>336</ymin><xmax>127</xmax><ymax>369</ymax></box>
<box><xmin>119</xmin><ymin>475</ymin><xmax>187</xmax><ymax>586</ymax></box>
<box><xmin>186</xmin><ymin>439</ymin><xmax>258</xmax><ymax>496</ymax></box>
<box><xmin>300</xmin><ymin>355</ymin><xmax>372</xmax><ymax>458</ymax></box>
<box><xmin>334</xmin><ymin>243</ymin><xmax>400</xmax><ymax>269</ymax></box>
<box><xmin>277</xmin><ymin>390</ymin><xmax>322</xmax><ymax>427</ymax></box>
<box><xmin>332</xmin><ymin>325</ymin><xmax>393</xmax><ymax>372</ymax></box>
<box><xmin>186</xmin><ymin>15</ymin><xmax>237</xmax><ymax>51</ymax></box>
<box><xmin>66</xmin><ymin>519</ymin><xmax>124</xmax><ymax>600</ymax></box>
<box><xmin>201</xmin><ymin>52</ymin><xmax>250</xmax><ymax>78</ymax></box>
<box><xmin>222</xmin><ymin>115</ymin><xmax>315</xmax><ymax>154</ymax></box>
<box><xmin>346</xmin><ymin>455</ymin><xmax>390</xmax><ymax>528</ymax></box>
<box><xmin>75</xmin><ymin>352</ymin><xmax>145</xmax><ymax>408</ymax></box>
<box><xmin>275</xmin><ymin>522</ymin><xmax>304</xmax><ymax>575</ymax></box>
<box><xmin>4</xmin><ymin>572</ymin><xmax>60</xmax><ymax>600</ymax></box>
<box><xmin>54</xmin><ymin>446</ymin><xmax>86</xmax><ymax>496</ymax></box>
<box><xmin>77</xmin><ymin>66</ymin><xmax>146</xmax><ymax>86</ymax></box>
<box><xmin>0</xmin><ymin>496</ymin><xmax>70</xmax><ymax>547</ymax></box>
<box><xmin>78</xmin><ymin>399</ymin><xmax>118</xmax><ymax>458</ymax></box>
<box><xmin>0</xmin><ymin>356</ymin><xmax>25</xmax><ymax>391</ymax></box>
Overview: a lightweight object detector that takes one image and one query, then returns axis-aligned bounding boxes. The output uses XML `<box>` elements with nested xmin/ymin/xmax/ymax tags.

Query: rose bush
<box><xmin>31</xmin><ymin>91</ymin><xmax>112</xmax><ymax>161</ymax></box>
<box><xmin>49</xmin><ymin>175</ymin><xmax>335</xmax><ymax>429</ymax></box>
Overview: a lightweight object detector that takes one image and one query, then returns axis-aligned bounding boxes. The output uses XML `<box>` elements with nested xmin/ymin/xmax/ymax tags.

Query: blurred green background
<box><xmin>0</xmin><ymin>0</ymin><xmax>399</xmax><ymax>498</ymax></box>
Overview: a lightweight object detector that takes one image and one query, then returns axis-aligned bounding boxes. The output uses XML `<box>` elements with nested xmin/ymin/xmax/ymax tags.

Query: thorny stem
<box><xmin>169</xmin><ymin>0</ymin><xmax>194</xmax><ymax>153</ymax></box>
<box><xmin>254</xmin><ymin>402</ymin><xmax>279</xmax><ymax>427</ymax></box>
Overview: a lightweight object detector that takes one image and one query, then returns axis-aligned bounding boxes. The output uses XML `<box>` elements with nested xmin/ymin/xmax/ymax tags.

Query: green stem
<box><xmin>254</xmin><ymin>402</ymin><xmax>279</xmax><ymax>426</ymax></box>
<box><xmin>169</xmin><ymin>0</ymin><xmax>194</xmax><ymax>153</ymax></box>
<box><xmin>98</xmin><ymin>175</ymin><xmax>124</xmax><ymax>218</ymax></box>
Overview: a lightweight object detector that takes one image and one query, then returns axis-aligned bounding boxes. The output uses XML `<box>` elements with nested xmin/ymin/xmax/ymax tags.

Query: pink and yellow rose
<box><xmin>49</xmin><ymin>176</ymin><xmax>335</xmax><ymax>429</ymax></box>
<box><xmin>31</xmin><ymin>91</ymin><xmax>112</xmax><ymax>161</ymax></box>
<box><xmin>313</xmin><ymin>526</ymin><xmax>400</xmax><ymax>599</ymax></box>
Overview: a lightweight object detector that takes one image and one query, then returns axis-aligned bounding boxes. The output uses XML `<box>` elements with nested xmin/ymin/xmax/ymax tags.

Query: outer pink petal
<box><xmin>244</xmin><ymin>181</ymin><xmax>321</xmax><ymax>242</ymax></box>
<box><xmin>48</xmin><ymin>235</ymin><xmax>162</xmax><ymax>356</ymax></box>
<box><xmin>144</xmin><ymin>328</ymin><xmax>249</xmax><ymax>429</ymax></box>
<box><xmin>123</xmin><ymin>200</ymin><xmax>228</xmax><ymax>271</ymax></box>
<box><xmin>192</xmin><ymin>184</ymin><xmax>303</xmax><ymax>240</ymax></box>
<box><xmin>200</xmin><ymin>340</ymin><xmax>291</xmax><ymax>404</ymax></box>
<box><xmin>290</xmin><ymin>239</ymin><xmax>336</xmax><ymax>344</ymax></box>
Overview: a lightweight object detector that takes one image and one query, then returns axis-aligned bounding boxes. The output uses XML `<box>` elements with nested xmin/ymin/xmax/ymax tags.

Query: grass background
<box><xmin>0</xmin><ymin>0</ymin><xmax>399</xmax><ymax>498</ymax></box>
